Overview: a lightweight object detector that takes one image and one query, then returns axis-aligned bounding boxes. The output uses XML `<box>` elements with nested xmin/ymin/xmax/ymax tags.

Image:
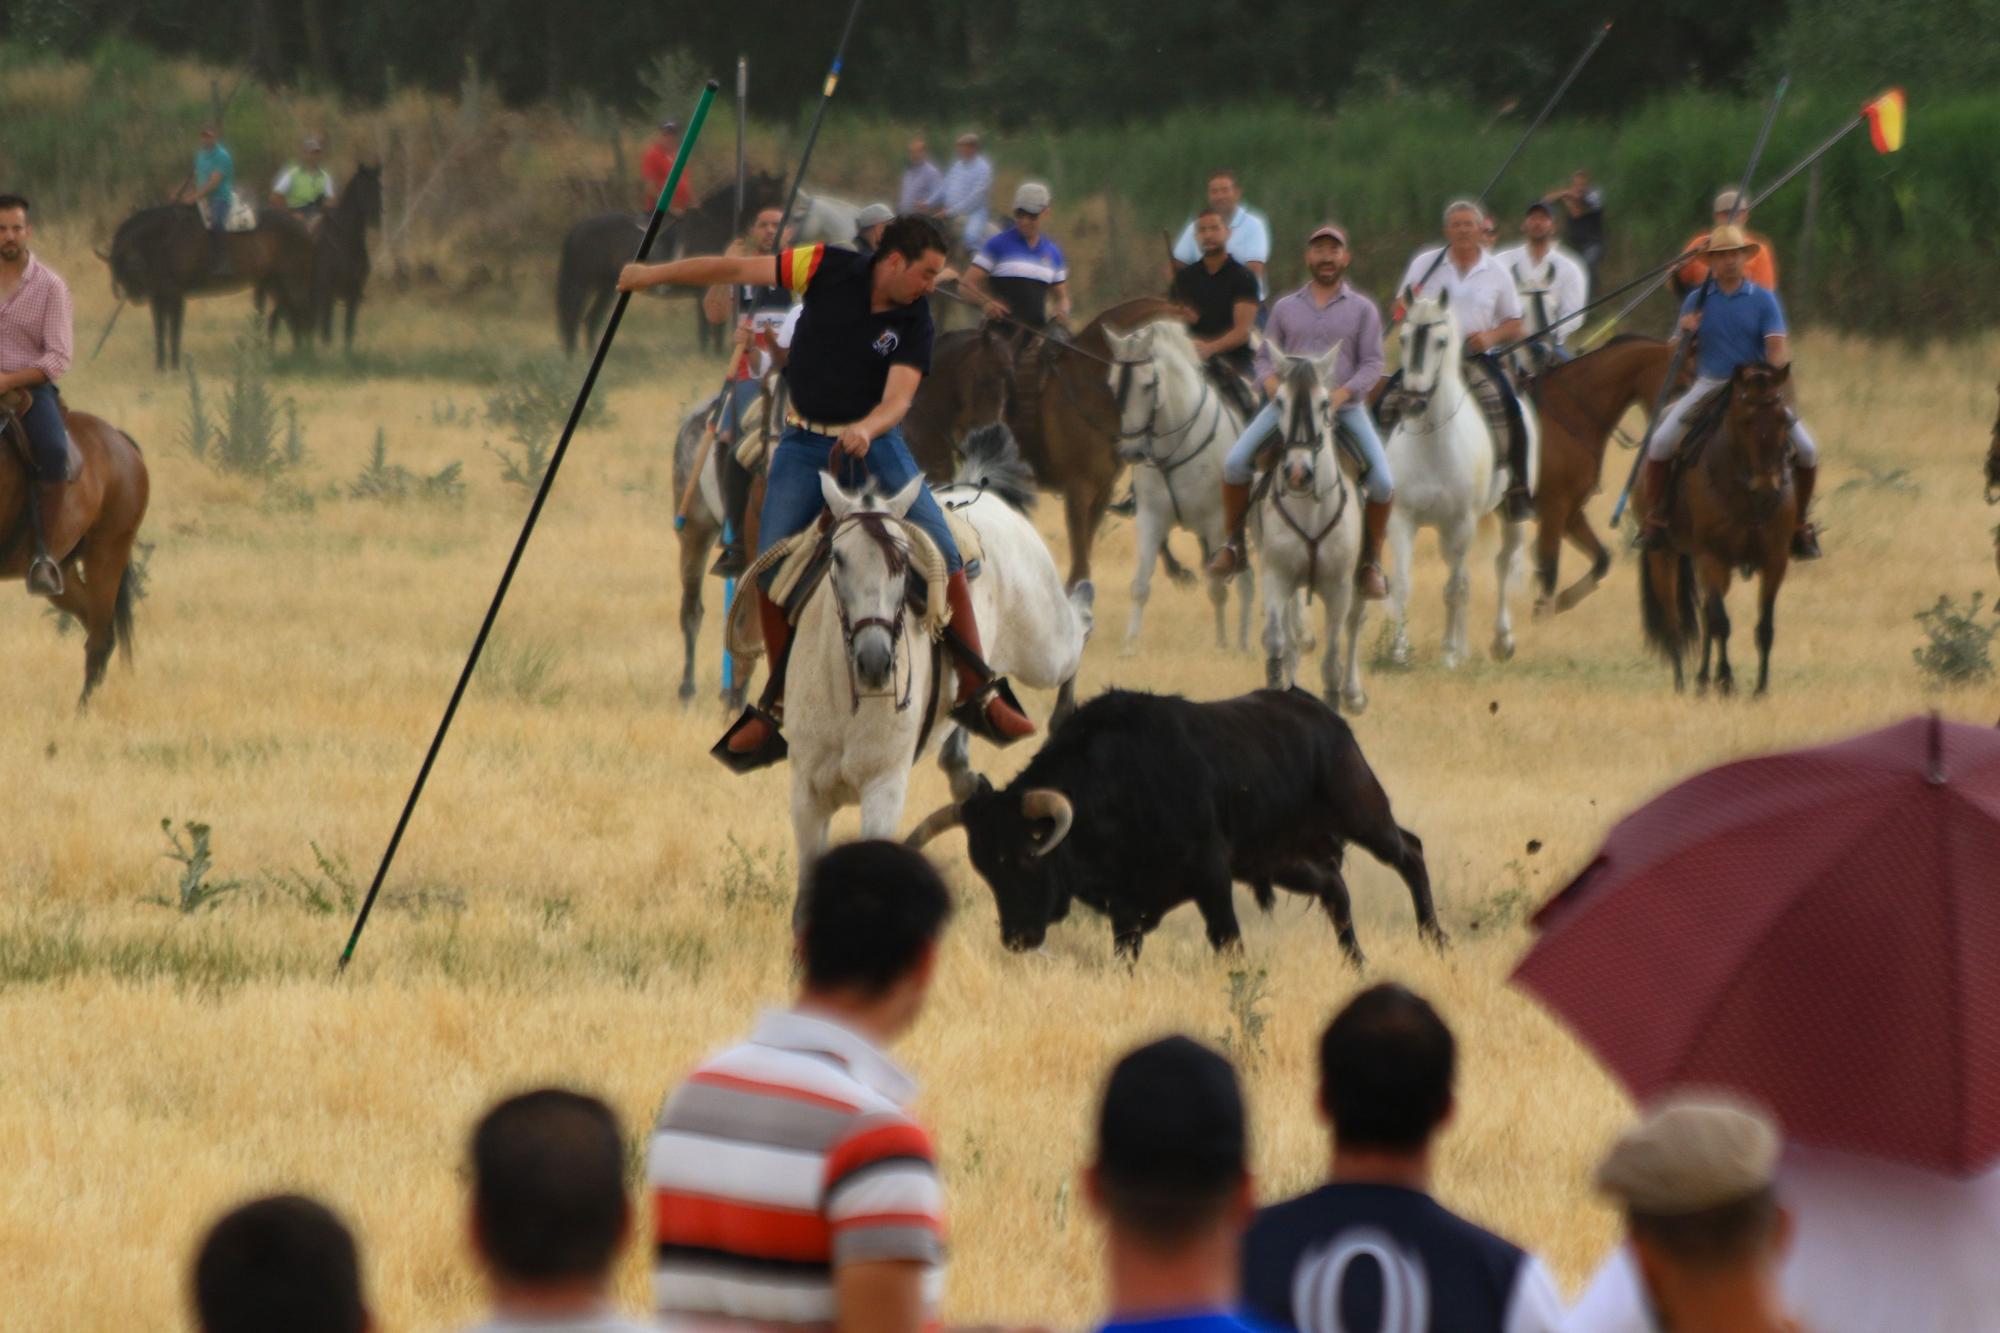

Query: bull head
<box><xmin>907</xmin><ymin>781</ymin><xmax>1075</xmax><ymax>952</ymax></box>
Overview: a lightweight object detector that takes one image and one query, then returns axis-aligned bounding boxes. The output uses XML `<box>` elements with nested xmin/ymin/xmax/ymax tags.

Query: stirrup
<box><xmin>1206</xmin><ymin>540</ymin><xmax>1244</xmax><ymax>577</ymax></box>
<box><xmin>950</xmin><ymin>677</ymin><xmax>1030</xmax><ymax>746</ymax></box>
<box><xmin>1790</xmin><ymin>525</ymin><xmax>1823</xmax><ymax>560</ymax></box>
<box><xmin>710</xmin><ymin>706</ymin><xmax>788</xmax><ymax>773</ymax></box>
<box><xmin>1637</xmin><ymin>519</ymin><xmax>1671</xmax><ymax>552</ymax></box>
<box><xmin>709</xmin><ymin>543</ymin><xmax>748</xmax><ymax>578</ymax></box>
<box><xmin>1502</xmin><ymin>488</ymin><xmax>1535</xmax><ymax>521</ymax></box>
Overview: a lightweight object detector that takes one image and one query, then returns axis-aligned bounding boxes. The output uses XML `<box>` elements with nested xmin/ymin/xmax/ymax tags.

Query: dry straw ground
<box><xmin>3</xmin><ymin>237</ymin><xmax>1997</xmax><ymax>1330</ymax></box>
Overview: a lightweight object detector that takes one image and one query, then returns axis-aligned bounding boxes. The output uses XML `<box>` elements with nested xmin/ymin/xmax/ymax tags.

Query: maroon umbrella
<box><xmin>1514</xmin><ymin>715</ymin><xmax>2000</xmax><ymax>1176</ymax></box>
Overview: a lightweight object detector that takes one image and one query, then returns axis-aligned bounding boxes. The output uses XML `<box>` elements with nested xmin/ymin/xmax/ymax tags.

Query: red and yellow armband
<box><xmin>778</xmin><ymin>244</ymin><xmax>826</xmax><ymax>297</ymax></box>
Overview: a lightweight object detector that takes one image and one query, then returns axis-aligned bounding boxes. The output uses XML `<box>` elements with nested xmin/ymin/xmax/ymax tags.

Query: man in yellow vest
<box><xmin>270</xmin><ymin>137</ymin><xmax>337</xmax><ymax>221</ymax></box>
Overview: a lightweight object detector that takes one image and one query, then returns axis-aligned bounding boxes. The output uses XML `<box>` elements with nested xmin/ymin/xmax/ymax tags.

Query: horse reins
<box><xmin>1115</xmin><ymin>356</ymin><xmax>1228</xmax><ymax>529</ymax></box>
<box><xmin>1269</xmin><ymin>392</ymin><xmax>1350</xmax><ymax>599</ymax></box>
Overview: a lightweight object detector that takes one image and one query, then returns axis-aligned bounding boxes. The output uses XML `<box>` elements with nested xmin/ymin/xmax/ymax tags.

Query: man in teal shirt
<box><xmin>182</xmin><ymin>124</ymin><xmax>236</xmax><ymax>277</ymax></box>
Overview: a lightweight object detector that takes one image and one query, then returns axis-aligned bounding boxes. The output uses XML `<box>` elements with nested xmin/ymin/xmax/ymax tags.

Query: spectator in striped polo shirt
<box><xmin>458</xmin><ymin>1088</ymin><xmax>655</xmax><ymax>1333</ymax></box>
<box><xmin>649</xmin><ymin>841</ymin><xmax>954</xmax><ymax>1332</ymax></box>
<box><xmin>1086</xmin><ymin>1037</ymin><xmax>1262</xmax><ymax>1333</ymax></box>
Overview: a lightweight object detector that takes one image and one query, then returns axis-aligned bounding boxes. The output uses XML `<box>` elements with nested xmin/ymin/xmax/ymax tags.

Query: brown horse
<box><xmin>104</xmin><ymin>204</ymin><xmax>316</xmax><ymax>369</ymax></box>
<box><xmin>1</xmin><ymin>393</ymin><xmax>150</xmax><ymax>706</ymax></box>
<box><xmin>905</xmin><ymin>297</ymin><xmax>1182</xmax><ymax>587</ymax></box>
<box><xmin>1638</xmin><ymin>364</ymin><xmax>1795</xmax><ymax>696</ymax></box>
<box><xmin>1527</xmin><ymin>335</ymin><xmax>1688</xmax><ymax>615</ymax></box>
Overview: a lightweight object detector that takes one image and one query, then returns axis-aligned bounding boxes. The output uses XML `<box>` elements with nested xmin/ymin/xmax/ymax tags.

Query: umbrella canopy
<box><xmin>1515</xmin><ymin>715</ymin><xmax>2000</xmax><ymax>1176</ymax></box>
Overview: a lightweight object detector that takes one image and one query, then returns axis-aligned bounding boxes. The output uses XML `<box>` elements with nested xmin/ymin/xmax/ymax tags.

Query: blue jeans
<box><xmin>1224</xmin><ymin>400</ymin><xmax>1393</xmax><ymax>501</ymax></box>
<box><xmin>718</xmin><ymin>377</ymin><xmax>761</xmax><ymax>442</ymax></box>
<box><xmin>207</xmin><ymin>189</ymin><xmax>232</xmax><ymax>238</ymax></box>
<box><xmin>757</xmin><ymin>424</ymin><xmax>961</xmax><ymax>586</ymax></box>
<box><xmin>20</xmin><ymin>383</ymin><xmax>70</xmax><ymax>478</ymax></box>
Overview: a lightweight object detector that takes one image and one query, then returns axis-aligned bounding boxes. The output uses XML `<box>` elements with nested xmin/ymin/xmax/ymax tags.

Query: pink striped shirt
<box><xmin>0</xmin><ymin>256</ymin><xmax>75</xmax><ymax>383</ymax></box>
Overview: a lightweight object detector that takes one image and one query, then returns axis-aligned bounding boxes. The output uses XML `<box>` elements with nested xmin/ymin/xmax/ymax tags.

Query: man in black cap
<box><xmin>1087</xmin><ymin>1037</ymin><xmax>1262</xmax><ymax>1333</ymax></box>
<box><xmin>1241</xmin><ymin>984</ymin><xmax>1564</xmax><ymax>1333</ymax></box>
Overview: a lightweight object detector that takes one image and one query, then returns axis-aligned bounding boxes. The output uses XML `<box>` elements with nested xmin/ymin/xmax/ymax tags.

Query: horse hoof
<box><xmin>1532</xmin><ymin>598</ymin><xmax>1554</xmax><ymax>621</ymax></box>
<box><xmin>1390</xmin><ymin>641</ymin><xmax>1413</xmax><ymax>668</ymax></box>
<box><xmin>1119</xmin><ymin>640</ymin><xmax>1140</xmax><ymax>659</ymax></box>
<box><xmin>1491</xmin><ymin>635</ymin><xmax>1516</xmax><ymax>663</ymax></box>
<box><xmin>1343</xmin><ymin>690</ymin><xmax>1369</xmax><ymax>716</ymax></box>
<box><xmin>1441</xmin><ymin>651</ymin><xmax>1462</xmax><ymax>671</ymax></box>
<box><xmin>1718</xmin><ymin>678</ymin><xmax>1735</xmax><ymax>698</ymax></box>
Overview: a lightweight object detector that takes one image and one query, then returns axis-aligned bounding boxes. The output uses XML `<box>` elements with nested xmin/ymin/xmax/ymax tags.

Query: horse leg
<box><xmin>1341</xmin><ymin>583</ymin><xmax>1369</xmax><ymax>715</ymax></box>
<box><xmin>171</xmin><ymin>299</ymin><xmax>186</xmax><ymax>371</ymax></box>
<box><xmin>152</xmin><ymin>302</ymin><xmax>168</xmax><ymax>372</ymax></box>
<box><xmin>790</xmin><ymin>784</ymin><xmax>837</xmax><ymax>929</ymax></box>
<box><xmin>676</xmin><ymin>523</ymin><xmax>711</xmax><ymax>705</ymax></box>
<box><xmin>1755</xmin><ymin>556</ymin><xmax>1784</xmax><ymax>697</ymax></box>
<box><xmin>1648</xmin><ymin>550</ymin><xmax>1687</xmax><ymax>692</ymax></box>
<box><xmin>1121</xmin><ymin>500</ymin><xmax>1165</xmax><ymax>657</ymax></box>
<box><xmin>344</xmin><ymin>296</ymin><xmax>359</xmax><ymax>353</ymax></box>
<box><xmin>1555</xmin><ymin>508</ymin><xmax>1612</xmax><ymax>612</ymax></box>
<box><xmin>858</xmin><ymin>771</ymin><xmax>913</xmax><ymax>843</ymax></box>
<box><xmin>1320</xmin><ymin>575</ymin><xmax>1355</xmax><ymax>711</ymax></box>
<box><xmin>1532</xmin><ymin>502</ymin><xmax>1565</xmax><ymax>619</ymax></box>
<box><xmin>1694</xmin><ymin>554</ymin><xmax>1732</xmax><ymax>697</ymax></box>
<box><xmin>1492</xmin><ymin>518</ymin><xmax>1525</xmax><ymax>662</ymax></box>
<box><xmin>1260</xmin><ymin>563</ymin><xmax>1290</xmax><ymax>690</ymax></box>
<box><xmin>1386</xmin><ymin>507</ymin><xmax>1416</xmax><ymax>666</ymax></box>
<box><xmin>1439</xmin><ymin>518</ymin><xmax>1475</xmax><ymax>670</ymax></box>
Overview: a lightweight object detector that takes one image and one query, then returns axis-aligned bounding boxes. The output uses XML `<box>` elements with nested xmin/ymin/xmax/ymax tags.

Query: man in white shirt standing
<box><xmin>1398</xmin><ymin>199</ymin><xmax>1533</xmax><ymax>520</ymax></box>
<box><xmin>1172</xmin><ymin>169</ymin><xmax>1270</xmax><ymax>299</ymax></box>
<box><xmin>1495</xmin><ymin>198</ymin><xmax>1589</xmax><ymax>374</ymax></box>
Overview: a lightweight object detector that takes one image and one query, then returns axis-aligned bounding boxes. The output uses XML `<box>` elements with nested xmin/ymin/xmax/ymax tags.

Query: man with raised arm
<box><xmin>620</xmin><ymin>214</ymin><xmax>1034</xmax><ymax>766</ymax></box>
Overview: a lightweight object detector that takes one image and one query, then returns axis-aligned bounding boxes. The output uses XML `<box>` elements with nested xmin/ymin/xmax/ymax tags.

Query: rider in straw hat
<box><xmin>1638</xmin><ymin>224</ymin><xmax>1821</xmax><ymax>558</ymax></box>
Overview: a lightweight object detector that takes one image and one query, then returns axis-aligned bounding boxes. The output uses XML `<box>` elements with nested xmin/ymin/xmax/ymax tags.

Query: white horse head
<box><xmin>1104</xmin><ymin>320</ymin><xmax>1203</xmax><ymax>462</ymax></box>
<box><xmin>818</xmin><ymin>472</ymin><xmax>923</xmax><ymax>692</ymax></box>
<box><xmin>1399</xmin><ymin>290</ymin><xmax>1463</xmax><ymax>413</ymax></box>
<box><xmin>1272</xmin><ymin>343</ymin><xmax>1344</xmax><ymax>495</ymax></box>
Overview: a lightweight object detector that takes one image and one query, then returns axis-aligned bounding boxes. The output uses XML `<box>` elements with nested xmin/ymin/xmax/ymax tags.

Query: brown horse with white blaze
<box><xmin>1638</xmin><ymin>364</ymin><xmax>1794</xmax><ymax>696</ymax></box>
<box><xmin>1</xmin><ymin>392</ymin><xmax>150</xmax><ymax>706</ymax></box>
<box><xmin>1527</xmin><ymin>335</ymin><xmax>1687</xmax><ymax>615</ymax></box>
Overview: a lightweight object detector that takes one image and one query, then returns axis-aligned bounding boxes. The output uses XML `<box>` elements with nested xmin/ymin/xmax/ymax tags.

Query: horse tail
<box><xmin>1639</xmin><ymin>551</ymin><xmax>1696</xmax><ymax>659</ymax></box>
<box><xmin>112</xmin><ymin>562</ymin><xmax>140</xmax><ymax>666</ymax></box>
<box><xmin>953</xmin><ymin>423</ymin><xmax>1038</xmax><ymax>512</ymax></box>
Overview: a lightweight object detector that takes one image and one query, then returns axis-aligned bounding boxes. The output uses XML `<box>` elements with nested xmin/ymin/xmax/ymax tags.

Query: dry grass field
<box><xmin>3</xmin><ymin>235</ymin><xmax>1997</xmax><ymax>1331</ymax></box>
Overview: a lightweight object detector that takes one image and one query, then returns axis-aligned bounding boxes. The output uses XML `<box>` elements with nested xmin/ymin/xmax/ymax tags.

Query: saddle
<box><xmin>1673</xmin><ymin>382</ymin><xmax>1737</xmax><ymax>474</ymax></box>
<box><xmin>1203</xmin><ymin>359</ymin><xmax>1261</xmax><ymax>421</ymax></box>
<box><xmin>196</xmin><ymin>196</ymin><xmax>260</xmax><ymax>233</ymax></box>
<box><xmin>0</xmin><ymin>389</ymin><xmax>82</xmax><ymax>482</ymax></box>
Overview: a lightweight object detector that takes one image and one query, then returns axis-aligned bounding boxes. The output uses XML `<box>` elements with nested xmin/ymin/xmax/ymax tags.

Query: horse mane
<box><xmin>953</xmin><ymin>423</ymin><xmax>1038</xmax><ymax>512</ymax></box>
<box><xmin>1600</xmin><ymin>332</ymin><xmax>1663</xmax><ymax>349</ymax></box>
<box><xmin>1135</xmin><ymin>315</ymin><xmax>1200</xmax><ymax>365</ymax></box>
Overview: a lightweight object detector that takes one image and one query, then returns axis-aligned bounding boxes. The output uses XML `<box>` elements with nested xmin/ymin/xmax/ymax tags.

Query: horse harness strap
<box><xmin>1269</xmin><ymin>470</ymin><xmax>1350</xmax><ymax>600</ymax></box>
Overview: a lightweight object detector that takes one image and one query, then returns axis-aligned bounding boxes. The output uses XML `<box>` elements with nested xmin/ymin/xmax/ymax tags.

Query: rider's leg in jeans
<box><xmin>865</xmin><ymin>427</ymin><xmax>1033</xmax><ymax>740</ymax></box>
<box><xmin>1209</xmin><ymin>400</ymin><xmax>1279</xmax><ymax>576</ymax></box>
<box><xmin>20</xmin><ymin>383</ymin><xmax>73</xmax><ymax>596</ymax></box>
<box><xmin>1338</xmin><ymin>404</ymin><xmax>1396</xmax><ymax>599</ymax></box>
<box><xmin>1788</xmin><ymin>416</ymin><xmax>1822</xmax><ymax>558</ymax></box>
<box><xmin>723</xmin><ymin>427</ymin><xmax>834</xmax><ymax>754</ymax></box>
<box><xmin>207</xmin><ymin>190</ymin><xmax>233</xmax><ymax>276</ymax></box>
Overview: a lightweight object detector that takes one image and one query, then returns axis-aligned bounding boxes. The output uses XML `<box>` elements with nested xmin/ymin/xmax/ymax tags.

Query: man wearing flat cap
<box><xmin>1593</xmin><ymin>1094</ymin><xmax>1802</xmax><ymax>1333</ymax></box>
<box><xmin>1636</xmin><ymin>222</ymin><xmax>1821</xmax><ymax>558</ymax></box>
<box><xmin>853</xmin><ymin>203</ymin><xmax>895</xmax><ymax>257</ymax></box>
<box><xmin>1085</xmin><ymin>1037</ymin><xmax>1264</xmax><ymax>1333</ymax></box>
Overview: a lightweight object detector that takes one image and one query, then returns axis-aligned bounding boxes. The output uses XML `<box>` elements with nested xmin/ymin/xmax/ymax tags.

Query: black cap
<box><xmin>1096</xmin><ymin>1036</ymin><xmax>1246</xmax><ymax>1189</ymax></box>
<box><xmin>1525</xmin><ymin>198</ymin><xmax>1554</xmax><ymax>216</ymax></box>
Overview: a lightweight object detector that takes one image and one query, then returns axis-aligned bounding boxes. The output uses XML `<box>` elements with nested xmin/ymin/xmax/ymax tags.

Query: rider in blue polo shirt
<box><xmin>621</xmin><ymin>214</ymin><xmax>1036</xmax><ymax>767</ymax></box>
<box><xmin>960</xmin><ymin>182</ymin><xmax>1070</xmax><ymax>329</ymax></box>
<box><xmin>1638</xmin><ymin>224</ymin><xmax>1820</xmax><ymax>558</ymax></box>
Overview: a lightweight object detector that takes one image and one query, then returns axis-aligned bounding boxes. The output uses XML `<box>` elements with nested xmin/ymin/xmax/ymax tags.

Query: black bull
<box><xmin>907</xmin><ymin>688</ymin><xmax>1445</xmax><ymax>964</ymax></box>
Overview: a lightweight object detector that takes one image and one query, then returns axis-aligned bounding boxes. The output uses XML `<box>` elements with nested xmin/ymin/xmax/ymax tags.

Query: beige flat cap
<box><xmin>1597</xmin><ymin>1093</ymin><xmax>1781</xmax><ymax>1215</ymax></box>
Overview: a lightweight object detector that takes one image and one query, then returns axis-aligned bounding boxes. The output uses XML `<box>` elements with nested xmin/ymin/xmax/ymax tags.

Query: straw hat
<box><xmin>1597</xmin><ymin>1093</ymin><xmax>1781</xmax><ymax>1215</ymax></box>
<box><xmin>1704</xmin><ymin>223</ymin><xmax>1761</xmax><ymax>257</ymax></box>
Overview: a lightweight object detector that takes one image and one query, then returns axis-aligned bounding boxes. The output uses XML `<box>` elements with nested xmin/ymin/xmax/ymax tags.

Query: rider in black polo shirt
<box><xmin>620</xmin><ymin>215</ymin><xmax>1035</xmax><ymax>767</ymax></box>
<box><xmin>1170</xmin><ymin>208</ymin><xmax>1260</xmax><ymax>407</ymax></box>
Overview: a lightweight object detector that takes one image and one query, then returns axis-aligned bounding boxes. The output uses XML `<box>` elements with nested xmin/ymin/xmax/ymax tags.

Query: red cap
<box><xmin>1307</xmin><ymin>223</ymin><xmax>1349</xmax><ymax>247</ymax></box>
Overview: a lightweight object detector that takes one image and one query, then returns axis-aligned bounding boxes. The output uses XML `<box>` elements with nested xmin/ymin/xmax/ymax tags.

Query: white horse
<box><xmin>788</xmin><ymin>191</ymin><xmax>864</xmax><ymax>246</ymax></box>
<box><xmin>1256</xmin><ymin>351</ymin><xmax>1368</xmax><ymax>712</ymax></box>
<box><xmin>1103</xmin><ymin>319</ymin><xmax>1252</xmax><ymax>655</ymax></box>
<box><xmin>1383</xmin><ymin>291</ymin><xmax>1533</xmax><ymax>668</ymax></box>
<box><xmin>785</xmin><ymin>434</ymin><xmax>1092</xmax><ymax>898</ymax></box>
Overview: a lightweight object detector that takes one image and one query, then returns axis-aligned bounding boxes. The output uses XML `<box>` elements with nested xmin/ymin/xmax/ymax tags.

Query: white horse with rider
<box><xmin>1255</xmin><ymin>350</ymin><xmax>1368</xmax><ymax>711</ymax></box>
<box><xmin>1383</xmin><ymin>289</ymin><xmax>1535</xmax><ymax>667</ymax></box>
<box><xmin>757</xmin><ymin>428</ymin><xmax>1092</xmax><ymax>901</ymax></box>
<box><xmin>1103</xmin><ymin>318</ymin><xmax>1253</xmax><ymax>655</ymax></box>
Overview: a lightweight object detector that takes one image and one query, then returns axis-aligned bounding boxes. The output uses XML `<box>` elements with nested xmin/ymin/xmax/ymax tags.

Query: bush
<box><xmin>483</xmin><ymin>358</ymin><xmax>607</xmax><ymax>489</ymax></box>
<box><xmin>181</xmin><ymin>322</ymin><xmax>307</xmax><ymax>478</ymax></box>
<box><xmin>1912</xmin><ymin>592</ymin><xmax>1997</xmax><ymax>685</ymax></box>
<box><xmin>349</xmin><ymin>428</ymin><xmax>465</xmax><ymax>502</ymax></box>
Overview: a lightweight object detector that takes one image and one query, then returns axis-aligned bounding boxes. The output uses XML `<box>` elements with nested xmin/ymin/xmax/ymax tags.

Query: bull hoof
<box><xmin>1491</xmin><ymin>633</ymin><xmax>1516</xmax><ymax>662</ymax></box>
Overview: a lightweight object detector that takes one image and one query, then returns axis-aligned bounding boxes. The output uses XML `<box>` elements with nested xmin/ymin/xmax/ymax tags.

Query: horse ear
<box><xmin>884</xmin><ymin>473</ymin><xmax>926</xmax><ymax>520</ymax></box>
<box><xmin>1313</xmin><ymin>341</ymin><xmax>1343</xmax><ymax>388</ymax></box>
<box><xmin>819</xmin><ymin>470</ymin><xmax>858</xmax><ymax>520</ymax></box>
<box><xmin>1770</xmin><ymin>362</ymin><xmax>1791</xmax><ymax>386</ymax></box>
<box><xmin>1436</xmin><ymin>286</ymin><xmax>1451</xmax><ymax>311</ymax></box>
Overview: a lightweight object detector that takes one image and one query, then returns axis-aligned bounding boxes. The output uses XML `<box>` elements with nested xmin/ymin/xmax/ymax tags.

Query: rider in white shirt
<box><xmin>1172</xmin><ymin>169</ymin><xmax>1271</xmax><ymax>299</ymax></box>
<box><xmin>1398</xmin><ymin>200</ymin><xmax>1533</xmax><ymax>520</ymax></box>
<box><xmin>1495</xmin><ymin>199</ymin><xmax>1589</xmax><ymax>375</ymax></box>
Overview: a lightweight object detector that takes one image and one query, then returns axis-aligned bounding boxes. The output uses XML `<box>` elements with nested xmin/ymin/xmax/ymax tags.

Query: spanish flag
<box><xmin>779</xmin><ymin>244</ymin><xmax>825</xmax><ymax>297</ymax></box>
<box><xmin>1863</xmin><ymin>88</ymin><xmax>1906</xmax><ymax>154</ymax></box>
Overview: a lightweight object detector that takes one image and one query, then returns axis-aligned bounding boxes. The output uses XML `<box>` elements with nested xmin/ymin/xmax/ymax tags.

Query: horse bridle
<box><xmin>1114</xmin><ymin>355</ymin><xmax>1218</xmax><ymax>450</ymax></box>
<box><xmin>828</xmin><ymin>511</ymin><xmax>917</xmax><ymax>713</ymax></box>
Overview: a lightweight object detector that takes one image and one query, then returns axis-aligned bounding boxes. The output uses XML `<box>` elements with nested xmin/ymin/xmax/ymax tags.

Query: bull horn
<box><xmin>905</xmin><ymin>803</ymin><xmax>963</xmax><ymax>848</ymax></box>
<box><xmin>1021</xmin><ymin>789</ymin><xmax>1073</xmax><ymax>856</ymax></box>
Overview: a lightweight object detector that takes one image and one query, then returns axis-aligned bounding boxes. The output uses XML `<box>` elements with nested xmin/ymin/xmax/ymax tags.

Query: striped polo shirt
<box><xmin>648</xmin><ymin>1010</ymin><xmax>946</xmax><ymax>1328</ymax></box>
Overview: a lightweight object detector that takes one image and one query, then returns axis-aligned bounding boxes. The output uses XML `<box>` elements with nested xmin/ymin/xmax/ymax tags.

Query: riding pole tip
<box><xmin>705</xmin><ymin>79</ymin><xmax>721</xmax><ymax>92</ymax></box>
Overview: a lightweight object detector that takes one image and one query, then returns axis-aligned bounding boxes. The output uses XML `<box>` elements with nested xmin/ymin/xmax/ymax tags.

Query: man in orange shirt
<box><xmin>640</xmin><ymin>120</ymin><xmax>695</xmax><ymax>215</ymax></box>
<box><xmin>1675</xmin><ymin>189</ymin><xmax>1777</xmax><ymax>294</ymax></box>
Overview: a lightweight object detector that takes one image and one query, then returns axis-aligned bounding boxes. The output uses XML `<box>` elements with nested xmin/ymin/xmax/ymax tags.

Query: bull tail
<box><xmin>953</xmin><ymin>423</ymin><xmax>1038</xmax><ymax>512</ymax></box>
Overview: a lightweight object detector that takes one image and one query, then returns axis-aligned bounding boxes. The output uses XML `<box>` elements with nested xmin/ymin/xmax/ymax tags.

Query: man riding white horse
<box><xmin>1169</xmin><ymin>206</ymin><xmax>1261</xmax><ymax>416</ymax></box>
<box><xmin>1210</xmin><ymin>223</ymin><xmax>1392</xmax><ymax>599</ymax></box>
<box><xmin>1638</xmin><ymin>224</ymin><xmax>1821</xmax><ymax>559</ymax></box>
<box><xmin>621</xmin><ymin>213</ymin><xmax>1036</xmax><ymax>765</ymax></box>
<box><xmin>1398</xmin><ymin>200</ymin><xmax>1534</xmax><ymax>520</ymax></box>
<box><xmin>1495</xmin><ymin>199</ymin><xmax>1589</xmax><ymax>376</ymax></box>
<box><xmin>705</xmin><ymin>205</ymin><xmax>790</xmax><ymax>577</ymax></box>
